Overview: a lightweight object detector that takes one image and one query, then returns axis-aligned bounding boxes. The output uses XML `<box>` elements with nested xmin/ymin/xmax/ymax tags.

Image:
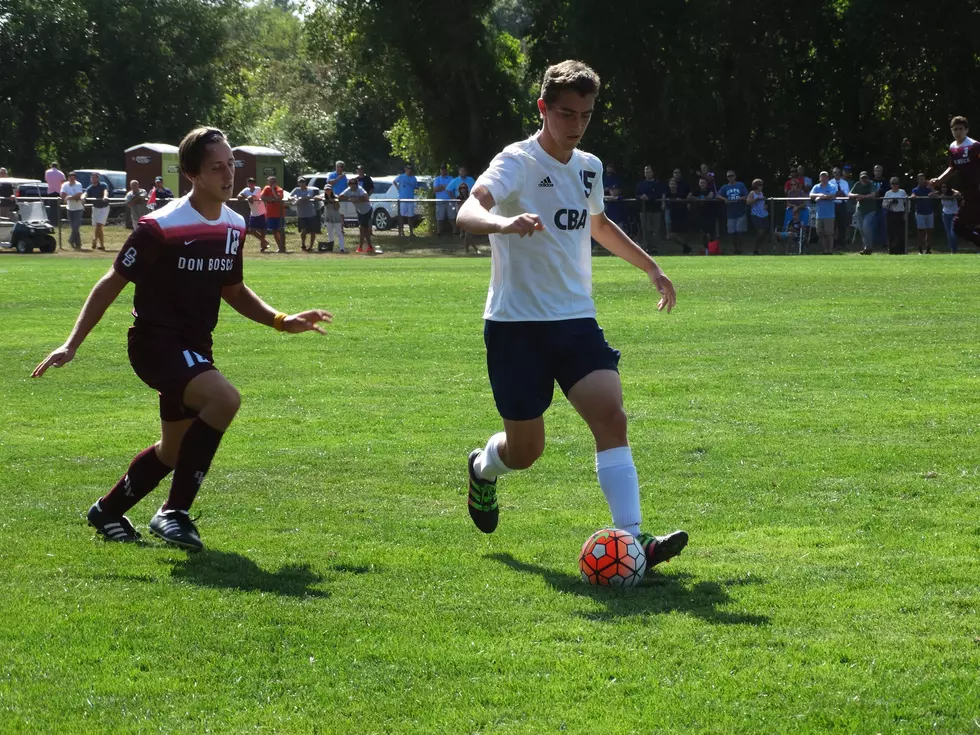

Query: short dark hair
<box><xmin>247</xmin><ymin>176</ymin><xmax>255</xmax><ymax>182</ymax></box>
<box><xmin>178</xmin><ymin>127</ymin><xmax>227</xmax><ymax>176</ymax></box>
<box><xmin>540</xmin><ymin>60</ymin><xmax>600</xmax><ymax>105</ymax></box>
<box><xmin>68</xmin><ymin>170</ymin><xmax>76</xmax><ymax>177</ymax></box>
<box><xmin>951</xmin><ymin>115</ymin><xmax>969</xmax><ymax>129</ymax></box>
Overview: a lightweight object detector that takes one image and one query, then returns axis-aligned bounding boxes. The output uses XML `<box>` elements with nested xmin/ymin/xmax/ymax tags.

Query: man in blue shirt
<box><xmin>393</xmin><ymin>163</ymin><xmax>420</xmax><ymax>238</ymax></box>
<box><xmin>810</xmin><ymin>171</ymin><xmax>838</xmax><ymax>254</ymax></box>
<box><xmin>910</xmin><ymin>172</ymin><xmax>938</xmax><ymax>254</ymax></box>
<box><xmin>326</xmin><ymin>160</ymin><xmax>348</xmax><ymax>200</ymax></box>
<box><xmin>432</xmin><ymin>165</ymin><xmax>455</xmax><ymax>235</ymax></box>
<box><xmin>447</xmin><ymin>166</ymin><xmax>474</xmax><ymax>197</ymax></box>
<box><xmin>718</xmin><ymin>170</ymin><xmax>748</xmax><ymax>254</ymax></box>
<box><xmin>635</xmin><ymin>165</ymin><xmax>665</xmax><ymax>254</ymax></box>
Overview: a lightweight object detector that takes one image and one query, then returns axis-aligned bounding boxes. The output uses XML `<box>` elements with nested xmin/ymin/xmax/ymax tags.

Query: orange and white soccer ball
<box><xmin>578</xmin><ymin>528</ymin><xmax>647</xmax><ymax>587</ymax></box>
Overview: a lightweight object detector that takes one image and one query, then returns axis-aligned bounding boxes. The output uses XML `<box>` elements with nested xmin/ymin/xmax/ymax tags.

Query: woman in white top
<box><xmin>939</xmin><ymin>183</ymin><xmax>963</xmax><ymax>253</ymax></box>
<box><xmin>882</xmin><ymin>177</ymin><xmax>908</xmax><ymax>254</ymax></box>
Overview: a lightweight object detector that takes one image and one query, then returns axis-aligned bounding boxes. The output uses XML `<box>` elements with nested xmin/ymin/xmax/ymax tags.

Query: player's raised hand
<box><xmin>648</xmin><ymin>269</ymin><xmax>676</xmax><ymax>313</ymax></box>
<box><xmin>500</xmin><ymin>213</ymin><xmax>545</xmax><ymax>238</ymax></box>
<box><xmin>32</xmin><ymin>343</ymin><xmax>77</xmax><ymax>377</ymax></box>
<box><xmin>282</xmin><ymin>309</ymin><xmax>333</xmax><ymax>335</ymax></box>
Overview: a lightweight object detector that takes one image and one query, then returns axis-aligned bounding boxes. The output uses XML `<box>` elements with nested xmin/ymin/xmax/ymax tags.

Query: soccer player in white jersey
<box><xmin>456</xmin><ymin>60</ymin><xmax>688</xmax><ymax>567</ymax></box>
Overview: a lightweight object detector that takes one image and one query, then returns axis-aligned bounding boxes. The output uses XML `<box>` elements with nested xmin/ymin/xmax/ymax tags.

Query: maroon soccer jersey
<box><xmin>948</xmin><ymin>137</ymin><xmax>980</xmax><ymax>201</ymax></box>
<box><xmin>113</xmin><ymin>196</ymin><xmax>246</xmax><ymax>342</ymax></box>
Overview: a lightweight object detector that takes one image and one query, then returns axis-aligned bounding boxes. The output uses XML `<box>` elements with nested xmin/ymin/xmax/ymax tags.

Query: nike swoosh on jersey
<box><xmin>184</xmin><ymin>240</ymin><xmax>195</xmax><ymax>246</ymax></box>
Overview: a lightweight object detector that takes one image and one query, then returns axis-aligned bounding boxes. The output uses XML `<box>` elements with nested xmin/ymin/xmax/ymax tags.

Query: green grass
<box><xmin>1</xmin><ymin>253</ymin><xmax>978</xmax><ymax>733</ymax></box>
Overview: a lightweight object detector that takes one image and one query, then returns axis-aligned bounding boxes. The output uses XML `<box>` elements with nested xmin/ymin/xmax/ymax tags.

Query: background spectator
<box><xmin>831</xmin><ymin>167</ymin><xmax>850</xmax><ymax>250</ymax></box>
<box><xmin>719</xmin><ymin>170</ymin><xmax>748</xmax><ymax>254</ymax></box>
<box><xmin>0</xmin><ymin>168</ymin><xmax>14</xmax><ymax>219</ymax></box>
<box><xmin>810</xmin><ymin>171</ymin><xmax>837</xmax><ymax>255</ymax></box>
<box><xmin>261</xmin><ymin>175</ymin><xmax>287</xmax><ymax>252</ymax></box>
<box><xmin>939</xmin><ymin>182</ymin><xmax>962</xmax><ymax>253</ymax></box>
<box><xmin>849</xmin><ymin>171</ymin><xmax>877</xmax><ymax>254</ymax></box>
<box><xmin>44</xmin><ymin>162</ymin><xmax>66</xmax><ymax>224</ymax></box>
<box><xmin>338</xmin><ymin>178</ymin><xmax>375</xmax><ymax>253</ymax></box>
<box><xmin>60</xmin><ymin>171</ymin><xmax>84</xmax><ymax>250</ymax></box>
<box><xmin>447</xmin><ymin>166</ymin><xmax>474</xmax><ymax>198</ymax></box>
<box><xmin>147</xmin><ymin>176</ymin><xmax>174</xmax><ymax>210</ymax></box>
<box><xmin>326</xmin><ymin>160</ymin><xmax>348</xmax><ymax>198</ymax></box>
<box><xmin>671</xmin><ymin>168</ymin><xmax>691</xmax><ymax>198</ymax></box>
<box><xmin>393</xmin><ymin>163</ymin><xmax>419</xmax><ymax>238</ymax></box>
<box><xmin>238</xmin><ymin>176</ymin><xmax>268</xmax><ymax>252</ymax></box>
<box><xmin>635</xmin><ymin>165</ymin><xmax>664</xmax><ymax>254</ymax></box>
<box><xmin>320</xmin><ymin>185</ymin><xmax>346</xmax><ymax>253</ymax></box>
<box><xmin>665</xmin><ymin>177</ymin><xmax>691</xmax><ymax>254</ymax></box>
<box><xmin>291</xmin><ymin>177</ymin><xmax>321</xmax><ymax>252</ymax></box>
<box><xmin>603</xmin><ymin>163</ymin><xmax>620</xmax><ymax>195</ymax></box>
<box><xmin>776</xmin><ymin>207</ymin><xmax>806</xmax><ymax>254</ymax></box>
<box><xmin>455</xmin><ymin>182</ymin><xmax>478</xmax><ymax>253</ymax></box>
<box><xmin>747</xmin><ymin>178</ymin><xmax>769</xmax><ymax>255</ymax></box>
<box><xmin>910</xmin><ymin>172</ymin><xmax>937</xmax><ymax>254</ymax></box>
<box><xmin>432</xmin><ymin>164</ymin><xmax>454</xmax><ymax>235</ymax></box>
<box><xmin>605</xmin><ymin>183</ymin><xmax>626</xmax><ymax>230</ymax></box>
<box><xmin>125</xmin><ymin>179</ymin><xmax>149</xmax><ymax>228</ymax></box>
<box><xmin>882</xmin><ymin>176</ymin><xmax>908</xmax><ymax>254</ymax></box>
<box><xmin>355</xmin><ymin>164</ymin><xmax>374</xmax><ymax>195</ymax></box>
<box><xmin>692</xmin><ymin>177</ymin><xmax>721</xmax><ymax>253</ymax></box>
<box><xmin>85</xmin><ymin>172</ymin><xmax>109</xmax><ymax>250</ymax></box>
<box><xmin>871</xmin><ymin>164</ymin><xmax>888</xmax><ymax>248</ymax></box>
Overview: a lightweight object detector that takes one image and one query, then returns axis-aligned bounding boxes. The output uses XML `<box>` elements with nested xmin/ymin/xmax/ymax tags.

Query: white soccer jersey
<box><xmin>475</xmin><ymin>136</ymin><xmax>605</xmax><ymax>321</ymax></box>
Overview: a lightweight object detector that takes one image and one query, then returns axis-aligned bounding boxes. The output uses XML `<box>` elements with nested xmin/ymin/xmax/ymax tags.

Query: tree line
<box><xmin>2</xmin><ymin>0</ymin><xmax>977</xmax><ymax>186</ymax></box>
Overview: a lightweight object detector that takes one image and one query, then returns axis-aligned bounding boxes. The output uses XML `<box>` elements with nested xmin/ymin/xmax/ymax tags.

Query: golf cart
<box><xmin>0</xmin><ymin>201</ymin><xmax>56</xmax><ymax>253</ymax></box>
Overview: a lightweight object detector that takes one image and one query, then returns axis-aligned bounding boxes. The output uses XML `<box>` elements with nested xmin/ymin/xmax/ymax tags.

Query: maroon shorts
<box><xmin>127</xmin><ymin>329</ymin><xmax>217</xmax><ymax>422</ymax></box>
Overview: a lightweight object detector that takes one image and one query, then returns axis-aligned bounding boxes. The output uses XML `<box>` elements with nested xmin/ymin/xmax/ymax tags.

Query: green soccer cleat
<box><xmin>467</xmin><ymin>449</ymin><xmax>499</xmax><ymax>534</ymax></box>
<box><xmin>637</xmin><ymin>530</ymin><xmax>689</xmax><ymax>568</ymax></box>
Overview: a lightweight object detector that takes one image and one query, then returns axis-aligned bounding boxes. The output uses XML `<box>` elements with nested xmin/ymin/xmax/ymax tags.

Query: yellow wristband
<box><xmin>273</xmin><ymin>312</ymin><xmax>287</xmax><ymax>331</ymax></box>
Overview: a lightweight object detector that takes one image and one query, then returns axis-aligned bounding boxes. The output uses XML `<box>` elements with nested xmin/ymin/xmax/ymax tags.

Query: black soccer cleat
<box><xmin>467</xmin><ymin>449</ymin><xmax>499</xmax><ymax>534</ymax></box>
<box><xmin>87</xmin><ymin>501</ymin><xmax>141</xmax><ymax>543</ymax></box>
<box><xmin>149</xmin><ymin>507</ymin><xmax>204</xmax><ymax>552</ymax></box>
<box><xmin>637</xmin><ymin>530</ymin><xmax>689</xmax><ymax>568</ymax></box>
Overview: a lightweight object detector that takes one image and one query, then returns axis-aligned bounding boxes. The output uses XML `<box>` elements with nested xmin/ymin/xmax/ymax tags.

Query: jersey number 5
<box><xmin>225</xmin><ymin>227</ymin><xmax>240</xmax><ymax>256</ymax></box>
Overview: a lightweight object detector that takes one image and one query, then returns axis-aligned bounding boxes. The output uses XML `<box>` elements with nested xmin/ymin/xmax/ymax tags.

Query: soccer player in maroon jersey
<box><xmin>32</xmin><ymin>127</ymin><xmax>332</xmax><ymax>551</ymax></box>
<box><xmin>930</xmin><ymin>116</ymin><xmax>980</xmax><ymax>248</ymax></box>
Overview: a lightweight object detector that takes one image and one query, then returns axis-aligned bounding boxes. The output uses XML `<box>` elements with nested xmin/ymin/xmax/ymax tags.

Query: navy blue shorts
<box><xmin>484</xmin><ymin>318</ymin><xmax>621</xmax><ymax>422</ymax></box>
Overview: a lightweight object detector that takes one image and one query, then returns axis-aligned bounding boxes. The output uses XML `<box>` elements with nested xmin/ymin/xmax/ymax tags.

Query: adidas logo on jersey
<box><xmin>538</xmin><ymin>176</ymin><xmax>554</xmax><ymax>188</ymax></box>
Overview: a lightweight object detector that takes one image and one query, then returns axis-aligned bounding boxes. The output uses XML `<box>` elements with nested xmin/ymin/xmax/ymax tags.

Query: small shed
<box><xmin>124</xmin><ymin>143</ymin><xmax>184</xmax><ymax>194</ymax></box>
<box><xmin>232</xmin><ymin>145</ymin><xmax>284</xmax><ymax>193</ymax></box>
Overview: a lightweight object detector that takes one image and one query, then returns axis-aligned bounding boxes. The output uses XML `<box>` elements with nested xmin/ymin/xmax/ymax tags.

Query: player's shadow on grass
<box><xmin>170</xmin><ymin>550</ymin><xmax>329</xmax><ymax>598</ymax></box>
<box><xmin>489</xmin><ymin>553</ymin><xmax>769</xmax><ymax>626</ymax></box>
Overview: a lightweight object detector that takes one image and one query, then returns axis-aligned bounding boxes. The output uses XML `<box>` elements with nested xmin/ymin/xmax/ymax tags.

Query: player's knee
<box><xmin>592</xmin><ymin>405</ymin><xmax>628</xmax><ymax>444</ymax></box>
<box><xmin>210</xmin><ymin>383</ymin><xmax>241</xmax><ymax>418</ymax></box>
<box><xmin>506</xmin><ymin>437</ymin><xmax>544</xmax><ymax>470</ymax></box>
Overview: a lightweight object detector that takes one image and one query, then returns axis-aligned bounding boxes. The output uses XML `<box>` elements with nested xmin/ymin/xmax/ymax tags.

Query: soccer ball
<box><xmin>578</xmin><ymin>528</ymin><xmax>647</xmax><ymax>587</ymax></box>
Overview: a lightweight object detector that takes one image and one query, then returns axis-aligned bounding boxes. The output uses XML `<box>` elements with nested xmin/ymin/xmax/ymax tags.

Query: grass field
<box><xmin>1</xmin><ymin>252</ymin><xmax>978</xmax><ymax>733</ymax></box>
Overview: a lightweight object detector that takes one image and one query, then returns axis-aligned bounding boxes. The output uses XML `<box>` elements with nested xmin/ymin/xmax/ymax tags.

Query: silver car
<box><xmin>300</xmin><ymin>173</ymin><xmax>432</xmax><ymax>230</ymax></box>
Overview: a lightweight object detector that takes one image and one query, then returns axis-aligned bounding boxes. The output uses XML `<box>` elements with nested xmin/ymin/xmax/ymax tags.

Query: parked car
<box><xmin>15</xmin><ymin>181</ymin><xmax>49</xmax><ymax>199</ymax></box>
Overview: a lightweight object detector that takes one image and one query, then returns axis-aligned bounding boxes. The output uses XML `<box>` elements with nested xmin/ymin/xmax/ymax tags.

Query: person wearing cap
<box><xmin>148</xmin><ymin>176</ymin><xmax>174</xmax><ymax>211</ymax></box>
<box><xmin>238</xmin><ymin>176</ymin><xmax>268</xmax><ymax>252</ymax></box>
<box><xmin>290</xmin><ymin>176</ymin><xmax>321</xmax><ymax>251</ymax></box>
<box><xmin>849</xmin><ymin>171</ymin><xmax>878</xmax><ymax>254</ymax></box>
<box><xmin>810</xmin><ymin>171</ymin><xmax>837</xmax><ymax>255</ymax></box>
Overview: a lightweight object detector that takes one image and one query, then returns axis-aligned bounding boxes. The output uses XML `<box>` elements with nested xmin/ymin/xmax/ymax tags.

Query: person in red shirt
<box><xmin>260</xmin><ymin>175</ymin><xmax>287</xmax><ymax>252</ymax></box>
<box><xmin>32</xmin><ymin>127</ymin><xmax>332</xmax><ymax>551</ymax></box>
<box><xmin>931</xmin><ymin>115</ymin><xmax>980</xmax><ymax>247</ymax></box>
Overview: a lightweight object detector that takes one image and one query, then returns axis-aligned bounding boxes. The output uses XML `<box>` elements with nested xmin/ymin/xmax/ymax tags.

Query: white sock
<box><xmin>596</xmin><ymin>446</ymin><xmax>641</xmax><ymax>536</ymax></box>
<box><xmin>473</xmin><ymin>432</ymin><xmax>511</xmax><ymax>481</ymax></box>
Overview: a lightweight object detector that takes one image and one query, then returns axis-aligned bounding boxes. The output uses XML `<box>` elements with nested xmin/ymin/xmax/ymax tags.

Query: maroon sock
<box><xmin>164</xmin><ymin>418</ymin><xmax>224</xmax><ymax>512</ymax></box>
<box><xmin>100</xmin><ymin>445</ymin><xmax>173</xmax><ymax>516</ymax></box>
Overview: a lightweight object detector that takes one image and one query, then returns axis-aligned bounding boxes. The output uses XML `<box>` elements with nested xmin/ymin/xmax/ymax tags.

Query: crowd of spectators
<box><xmin>607</xmin><ymin>161</ymin><xmax>967</xmax><ymax>255</ymax></box>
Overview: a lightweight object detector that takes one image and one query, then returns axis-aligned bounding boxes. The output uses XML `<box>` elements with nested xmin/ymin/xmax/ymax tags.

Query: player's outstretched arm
<box><xmin>590</xmin><ymin>212</ymin><xmax>675</xmax><ymax>313</ymax></box>
<box><xmin>32</xmin><ymin>268</ymin><xmax>128</xmax><ymax>377</ymax></box>
<box><xmin>221</xmin><ymin>282</ymin><xmax>333</xmax><ymax>335</ymax></box>
<box><xmin>456</xmin><ymin>185</ymin><xmax>544</xmax><ymax>237</ymax></box>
